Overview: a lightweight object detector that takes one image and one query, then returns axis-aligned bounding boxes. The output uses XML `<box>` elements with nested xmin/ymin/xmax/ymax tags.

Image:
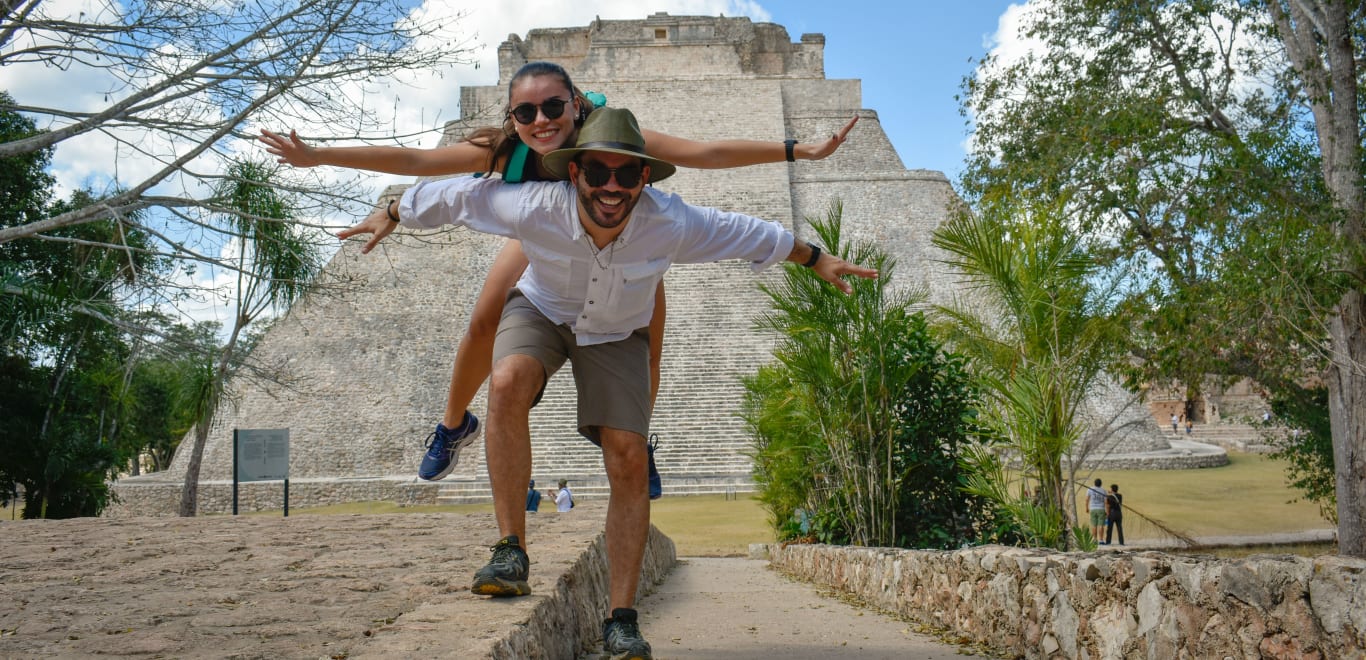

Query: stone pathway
<box><xmin>622</xmin><ymin>557</ymin><xmax>984</xmax><ymax>659</ymax></box>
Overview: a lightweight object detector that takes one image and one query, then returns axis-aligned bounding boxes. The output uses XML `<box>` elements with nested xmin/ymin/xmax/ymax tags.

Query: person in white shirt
<box><xmin>551</xmin><ymin>479</ymin><xmax>573</xmax><ymax>512</ymax></box>
<box><xmin>343</xmin><ymin>107</ymin><xmax>876</xmax><ymax>659</ymax></box>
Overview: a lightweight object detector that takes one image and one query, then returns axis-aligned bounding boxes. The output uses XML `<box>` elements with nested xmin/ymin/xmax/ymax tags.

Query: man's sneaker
<box><xmin>601</xmin><ymin>607</ymin><xmax>652</xmax><ymax>660</ymax></box>
<box><xmin>471</xmin><ymin>535</ymin><xmax>530</xmax><ymax>597</ymax></box>
<box><xmin>418</xmin><ymin>411</ymin><xmax>479</xmax><ymax>481</ymax></box>
<box><xmin>646</xmin><ymin>433</ymin><xmax>662</xmax><ymax>500</ymax></box>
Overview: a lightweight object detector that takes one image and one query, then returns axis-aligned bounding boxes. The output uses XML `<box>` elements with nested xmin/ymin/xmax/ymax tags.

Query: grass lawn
<box><xmin>1074</xmin><ymin>451</ymin><xmax>1333</xmax><ymax>542</ymax></box>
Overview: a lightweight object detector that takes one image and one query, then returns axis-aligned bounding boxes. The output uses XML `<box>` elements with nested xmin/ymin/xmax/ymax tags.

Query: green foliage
<box><xmin>0</xmin><ymin>90</ymin><xmax>54</xmax><ymax>229</ymax></box>
<box><xmin>934</xmin><ymin>196</ymin><xmax>1122</xmax><ymax>550</ymax></box>
<box><xmin>0</xmin><ymin>113</ymin><xmax>171</xmax><ymax>516</ymax></box>
<box><xmin>178</xmin><ymin>158</ymin><xmax>323</xmax><ymax>515</ymax></box>
<box><xmin>958</xmin><ymin>0</ymin><xmax>1358</xmax><ymax>533</ymax></box>
<box><xmin>743</xmin><ymin>203</ymin><xmax>993</xmax><ymax>549</ymax></box>
<box><xmin>1267</xmin><ymin>385</ymin><xmax>1336</xmax><ymax>524</ymax></box>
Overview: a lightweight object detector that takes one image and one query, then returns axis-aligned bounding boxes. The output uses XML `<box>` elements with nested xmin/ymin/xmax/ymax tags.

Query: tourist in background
<box><xmin>1087</xmin><ymin>478</ymin><xmax>1108</xmax><ymax>543</ymax></box>
<box><xmin>1105</xmin><ymin>483</ymin><xmax>1125</xmax><ymax>546</ymax></box>
<box><xmin>525</xmin><ymin>479</ymin><xmax>541</xmax><ymax>512</ymax></box>
<box><xmin>551</xmin><ymin>479</ymin><xmax>573</xmax><ymax>513</ymax></box>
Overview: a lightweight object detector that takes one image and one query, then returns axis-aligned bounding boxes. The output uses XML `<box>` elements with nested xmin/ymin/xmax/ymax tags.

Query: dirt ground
<box><xmin>0</xmin><ymin>508</ymin><xmax>610</xmax><ymax>659</ymax></box>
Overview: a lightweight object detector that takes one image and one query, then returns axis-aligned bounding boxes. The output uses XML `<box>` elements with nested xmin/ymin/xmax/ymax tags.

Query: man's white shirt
<box><xmin>399</xmin><ymin>176</ymin><xmax>794</xmax><ymax>345</ymax></box>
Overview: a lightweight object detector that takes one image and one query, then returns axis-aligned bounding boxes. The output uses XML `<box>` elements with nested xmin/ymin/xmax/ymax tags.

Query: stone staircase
<box><xmin>1167</xmin><ymin>422</ymin><xmax>1279</xmax><ymax>454</ymax></box>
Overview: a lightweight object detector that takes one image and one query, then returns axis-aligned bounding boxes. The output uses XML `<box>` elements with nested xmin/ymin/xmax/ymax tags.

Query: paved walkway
<box><xmin>620</xmin><ymin>557</ymin><xmax>984</xmax><ymax>659</ymax></box>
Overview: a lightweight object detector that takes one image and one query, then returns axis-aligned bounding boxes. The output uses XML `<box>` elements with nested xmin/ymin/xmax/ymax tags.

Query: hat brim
<box><xmin>542</xmin><ymin>145</ymin><xmax>677</xmax><ymax>183</ymax></box>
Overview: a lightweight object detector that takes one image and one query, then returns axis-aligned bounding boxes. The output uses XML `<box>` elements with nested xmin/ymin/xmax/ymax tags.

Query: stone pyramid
<box><xmin>111</xmin><ymin>13</ymin><xmax>1175</xmax><ymax>515</ymax></box>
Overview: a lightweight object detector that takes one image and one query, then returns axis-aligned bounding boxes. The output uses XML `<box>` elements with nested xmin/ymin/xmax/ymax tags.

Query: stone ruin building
<box><xmin>110</xmin><ymin>13</ymin><xmax>1202</xmax><ymax>515</ymax></box>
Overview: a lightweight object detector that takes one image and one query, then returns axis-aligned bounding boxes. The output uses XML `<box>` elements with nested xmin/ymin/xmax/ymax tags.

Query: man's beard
<box><xmin>577</xmin><ymin>186</ymin><xmax>638</xmax><ymax>230</ymax></box>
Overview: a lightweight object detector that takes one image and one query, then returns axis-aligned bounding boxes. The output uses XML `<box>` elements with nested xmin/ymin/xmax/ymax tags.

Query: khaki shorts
<box><xmin>1090</xmin><ymin>509</ymin><xmax>1107</xmax><ymax>527</ymax></box>
<box><xmin>492</xmin><ymin>290</ymin><xmax>651</xmax><ymax>442</ymax></box>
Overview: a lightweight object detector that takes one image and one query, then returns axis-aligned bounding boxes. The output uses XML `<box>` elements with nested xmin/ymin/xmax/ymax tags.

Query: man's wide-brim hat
<box><xmin>542</xmin><ymin>107</ymin><xmax>677</xmax><ymax>182</ymax></box>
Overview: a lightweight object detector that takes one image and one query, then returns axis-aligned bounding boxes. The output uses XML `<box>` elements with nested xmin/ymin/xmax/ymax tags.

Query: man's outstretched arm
<box><xmin>786</xmin><ymin>241</ymin><xmax>878</xmax><ymax>294</ymax></box>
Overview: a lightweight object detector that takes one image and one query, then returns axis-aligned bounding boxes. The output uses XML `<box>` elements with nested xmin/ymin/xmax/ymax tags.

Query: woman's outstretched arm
<box><xmin>258</xmin><ymin>129</ymin><xmax>493</xmax><ymax>177</ymax></box>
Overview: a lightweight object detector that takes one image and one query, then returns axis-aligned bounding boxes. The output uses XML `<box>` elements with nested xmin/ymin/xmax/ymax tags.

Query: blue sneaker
<box><xmin>418</xmin><ymin>411</ymin><xmax>479</xmax><ymax>481</ymax></box>
<box><xmin>647</xmin><ymin>433</ymin><xmax>662</xmax><ymax>500</ymax></box>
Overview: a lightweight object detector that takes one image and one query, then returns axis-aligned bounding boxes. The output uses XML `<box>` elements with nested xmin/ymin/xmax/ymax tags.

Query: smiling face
<box><xmin>569</xmin><ymin>151</ymin><xmax>650</xmax><ymax>232</ymax></box>
<box><xmin>507</xmin><ymin>74</ymin><xmax>580</xmax><ymax>155</ymax></box>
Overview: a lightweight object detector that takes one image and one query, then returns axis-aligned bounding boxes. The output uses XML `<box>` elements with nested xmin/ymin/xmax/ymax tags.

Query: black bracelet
<box><xmin>784</xmin><ymin>139</ymin><xmax>797</xmax><ymax>162</ymax></box>
<box><xmin>802</xmin><ymin>242</ymin><xmax>821</xmax><ymax>268</ymax></box>
<box><xmin>386</xmin><ymin>199</ymin><xmax>400</xmax><ymax>223</ymax></box>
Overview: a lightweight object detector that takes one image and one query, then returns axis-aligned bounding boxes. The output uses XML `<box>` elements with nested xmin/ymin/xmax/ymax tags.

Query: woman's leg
<box><xmin>442</xmin><ymin>241</ymin><xmax>530</xmax><ymax>427</ymax></box>
<box><xmin>648</xmin><ymin>282</ymin><xmax>665</xmax><ymax>411</ymax></box>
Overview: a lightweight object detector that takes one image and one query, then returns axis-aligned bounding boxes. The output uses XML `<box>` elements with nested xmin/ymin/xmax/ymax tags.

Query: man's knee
<box><xmin>600</xmin><ymin>429</ymin><xmax>648</xmax><ymax>480</ymax></box>
<box><xmin>489</xmin><ymin>355</ymin><xmax>543</xmax><ymax>407</ymax></box>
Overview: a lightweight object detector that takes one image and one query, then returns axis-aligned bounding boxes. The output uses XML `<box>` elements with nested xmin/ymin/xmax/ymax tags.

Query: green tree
<box><xmin>961</xmin><ymin>0</ymin><xmax>1364</xmax><ymax>555</ymax></box>
<box><xmin>0</xmin><ymin>97</ymin><xmax>168</xmax><ymax>516</ymax></box>
<box><xmin>0</xmin><ymin>90</ymin><xmax>52</xmax><ymax>228</ymax></box>
<box><xmin>933</xmin><ymin>197</ymin><xmax>1122</xmax><ymax>551</ymax></box>
<box><xmin>0</xmin><ymin>0</ymin><xmax>477</xmax><ymax>244</ymax></box>
<box><xmin>742</xmin><ymin>205</ymin><xmax>991</xmax><ymax>549</ymax></box>
<box><xmin>178</xmin><ymin>160</ymin><xmax>323</xmax><ymax>516</ymax></box>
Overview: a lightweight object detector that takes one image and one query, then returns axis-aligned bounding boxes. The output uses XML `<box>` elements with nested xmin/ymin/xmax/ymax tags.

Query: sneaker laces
<box><xmin>489</xmin><ymin>538</ymin><xmax>524</xmax><ymax>564</ymax></box>
<box><xmin>424</xmin><ymin>427</ymin><xmax>449</xmax><ymax>453</ymax></box>
<box><xmin>613</xmin><ymin>618</ymin><xmax>642</xmax><ymax>640</ymax></box>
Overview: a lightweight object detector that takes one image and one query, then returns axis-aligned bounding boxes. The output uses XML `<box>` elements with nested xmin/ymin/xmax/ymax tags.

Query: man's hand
<box><xmin>336</xmin><ymin>204</ymin><xmax>397</xmax><ymax>254</ymax></box>
<box><xmin>813</xmin><ymin>253</ymin><xmax>878</xmax><ymax>294</ymax></box>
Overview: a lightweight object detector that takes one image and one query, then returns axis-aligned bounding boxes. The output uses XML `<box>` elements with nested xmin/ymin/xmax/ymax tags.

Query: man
<box><xmin>345</xmin><ymin>107</ymin><xmax>876</xmax><ymax>659</ymax></box>
<box><xmin>1087</xmin><ymin>478</ymin><xmax>1108</xmax><ymax>543</ymax></box>
<box><xmin>525</xmin><ymin>479</ymin><xmax>541</xmax><ymax>512</ymax></box>
<box><xmin>1104</xmin><ymin>483</ymin><xmax>1124</xmax><ymax>546</ymax></box>
<box><xmin>551</xmin><ymin>478</ymin><xmax>573</xmax><ymax>512</ymax></box>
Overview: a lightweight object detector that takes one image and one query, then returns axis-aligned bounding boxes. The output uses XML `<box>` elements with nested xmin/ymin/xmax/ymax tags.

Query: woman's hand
<box><xmin>801</xmin><ymin>115</ymin><xmax>859</xmax><ymax>160</ymax></box>
<box><xmin>259</xmin><ymin>129</ymin><xmax>322</xmax><ymax>168</ymax></box>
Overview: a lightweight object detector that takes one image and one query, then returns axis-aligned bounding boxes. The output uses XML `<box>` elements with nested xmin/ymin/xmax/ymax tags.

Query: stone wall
<box><xmin>105</xmin><ymin>476</ymin><xmax>439</xmax><ymax>517</ymax></box>
<box><xmin>764</xmin><ymin>542</ymin><xmax>1365</xmax><ymax>659</ymax></box>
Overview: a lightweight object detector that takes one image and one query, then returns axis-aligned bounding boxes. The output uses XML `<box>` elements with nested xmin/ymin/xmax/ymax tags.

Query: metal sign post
<box><xmin>232</xmin><ymin>429</ymin><xmax>290</xmax><ymax>516</ymax></box>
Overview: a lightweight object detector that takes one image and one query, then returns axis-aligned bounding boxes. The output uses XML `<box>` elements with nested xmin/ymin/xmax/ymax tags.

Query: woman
<box><xmin>260</xmin><ymin>61</ymin><xmax>857</xmax><ymax>482</ymax></box>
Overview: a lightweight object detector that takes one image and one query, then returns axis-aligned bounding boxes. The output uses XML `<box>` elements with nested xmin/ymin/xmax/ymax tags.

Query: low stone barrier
<box><xmin>764</xmin><ymin>543</ymin><xmax>1365</xmax><ymax>659</ymax></box>
<box><xmin>106</xmin><ymin>476</ymin><xmax>440</xmax><ymax>516</ymax></box>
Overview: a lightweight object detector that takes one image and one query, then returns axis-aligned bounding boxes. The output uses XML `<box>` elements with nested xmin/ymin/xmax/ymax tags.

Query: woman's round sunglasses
<box><xmin>509</xmin><ymin>98</ymin><xmax>570</xmax><ymax>125</ymax></box>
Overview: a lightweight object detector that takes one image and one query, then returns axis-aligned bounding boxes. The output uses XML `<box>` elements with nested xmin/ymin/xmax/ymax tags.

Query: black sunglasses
<box><xmin>509</xmin><ymin>97</ymin><xmax>570</xmax><ymax>125</ymax></box>
<box><xmin>579</xmin><ymin>162</ymin><xmax>643</xmax><ymax>188</ymax></box>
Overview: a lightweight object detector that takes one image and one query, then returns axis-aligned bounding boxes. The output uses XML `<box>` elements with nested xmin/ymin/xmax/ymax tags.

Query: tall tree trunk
<box><xmin>178</xmin><ymin>328</ymin><xmax>240</xmax><ymax>517</ymax></box>
<box><xmin>1329</xmin><ymin>295</ymin><xmax>1366</xmax><ymax>556</ymax></box>
<box><xmin>1268</xmin><ymin>0</ymin><xmax>1365</xmax><ymax>558</ymax></box>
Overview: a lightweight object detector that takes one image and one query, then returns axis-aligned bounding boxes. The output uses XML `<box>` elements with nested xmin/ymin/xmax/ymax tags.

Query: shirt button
<box><xmin>581</xmin><ymin>314</ymin><xmax>587</xmax><ymax>319</ymax></box>
<box><xmin>592</xmin><ymin>277</ymin><xmax>598</xmax><ymax>282</ymax></box>
<box><xmin>588</xmin><ymin>301</ymin><xmax>594</xmax><ymax>305</ymax></box>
